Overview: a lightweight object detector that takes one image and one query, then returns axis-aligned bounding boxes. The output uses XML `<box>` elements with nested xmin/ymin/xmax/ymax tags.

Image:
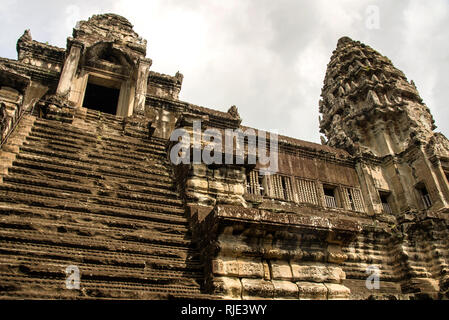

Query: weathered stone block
<box><xmin>272</xmin><ymin>280</ymin><xmax>299</xmax><ymax>299</ymax></box>
<box><xmin>208</xmin><ymin>180</ymin><xmax>226</xmax><ymax>193</ymax></box>
<box><xmin>241</xmin><ymin>278</ymin><xmax>275</xmax><ymax>299</ymax></box>
<box><xmin>326</xmin><ymin>266</ymin><xmax>346</xmax><ymax>283</ymax></box>
<box><xmin>230</xmin><ymin>183</ymin><xmax>245</xmax><ymax>195</ymax></box>
<box><xmin>191</xmin><ymin>164</ymin><xmax>208</xmax><ymax>177</ymax></box>
<box><xmin>270</xmin><ymin>260</ymin><xmax>293</xmax><ymax>280</ymax></box>
<box><xmin>218</xmin><ymin>237</ymin><xmax>256</xmax><ymax>257</ymax></box>
<box><xmin>212</xmin><ymin>277</ymin><xmax>242</xmax><ymax>299</ymax></box>
<box><xmin>290</xmin><ymin>262</ymin><xmax>345</xmax><ymax>283</ymax></box>
<box><xmin>327</xmin><ymin>244</ymin><xmax>348</xmax><ymax>263</ymax></box>
<box><xmin>297</xmin><ymin>282</ymin><xmax>327</xmax><ymax>300</ymax></box>
<box><xmin>324</xmin><ymin>283</ymin><xmax>351</xmax><ymax>300</ymax></box>
<box><xmin>263</xmin><ymin>261</ymin><xmax>271</xmax><ymax>280</ymax></box>
<box><xmin>238</xmin><ymin>259</ymin><xmax>264</xmax><ymax>278</ymax></box>
<box><xmin>212</xmin><ymin>258</ymin><xmax>264</xmax><ymax>278</ymax></box>
<box><xmin>211</xmin><ymin>259</ymin><xmax>239</xmax><ymax>277</ymax></box>
<box><xmin>186</xmin><ymin>178</ymin><xmax>208</xmax><ymax>189</ymax></box>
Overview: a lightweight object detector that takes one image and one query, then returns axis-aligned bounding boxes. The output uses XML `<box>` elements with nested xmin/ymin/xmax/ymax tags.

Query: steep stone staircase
<box><xmin>0</xmin><ymin>109</ymin><xmax>207</xmax><ymax>299</ymax></box>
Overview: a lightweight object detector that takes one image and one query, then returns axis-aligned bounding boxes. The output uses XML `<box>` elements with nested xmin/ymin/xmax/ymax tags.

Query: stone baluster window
<box><xmin>295</xmin><ymin>178</ymin><xmax>319</xmax><ymax>205</ymax></box>
<box><xmin>280</xmin><ymin>175</ymin><xmax>294</xmax><ymax>202</ymax></box>
<box><xmin>323</xmin><ymin>185</ymin><xmax>339</xmax><ymax>208</ymax></box>
<box><xmin>416</xmin><ymin>183</ymin><xmax>432</xmax><ymax>209</ymax></box>
<box><xmin>0</xmin><ymin>102</ymin><xmax>7</xmax><ymax>142</ymax></box>
<box><xmin>265</xmin><ymin>174</ymin><xmax>294</xmax><ymax>201</ymax></box>
<box><xmin>271</xmin><ymin>175</ymin><xmax>283</xmax><ymax>199</ymax></box>
<box><xmin>246</xmin><ymin>170</ymin><xmax>265</xmax><ymax>196</ymax></box>
<box><xmin>379</xmin><ymin>191</ymin><xmax>393</xmax><ymax>214</ymax></box>
<box><xmin>342</xmin><ymin>187</ymin><xmax>365</xmax><ymax>212</ymax></box>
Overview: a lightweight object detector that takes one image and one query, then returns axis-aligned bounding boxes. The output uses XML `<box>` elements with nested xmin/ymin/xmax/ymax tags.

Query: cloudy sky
<box><xmin>0</xmin><ymin>0</ymin><xmax>448</xmax><ymax>143</ymax></box>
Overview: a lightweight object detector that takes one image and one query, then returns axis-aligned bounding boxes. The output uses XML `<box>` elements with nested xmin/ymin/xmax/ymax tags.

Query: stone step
<box><xmin>0</xmin><ymin>204</ymin><xmax>189</xmax><ymax>235</ymax></box>
<box><xmin>0</xmin><ymin>240</ymin><xmax>200</xmax><ymax>270</ymax></box>
<box><xmin>0</xmin><ymin>223</ymin><xmax>195</xmax><ymax>259</ymax></box>
<box><xmin>0</xmin><ymin>192</ymin><xmax>187</xmax><ymax>224</ymax></box>
<box><xmin>0</xmin><ymin>113</ymin><xmax>205</xmax><ymax>299</ymax></box>
<box><xmin>86</xmin><ymin>109</ymin><xmax>125</xmax><ymax>121</ymax></box>
<box><xmin>0</xmin><ymin>217</ymin><xmax>191</xmax><ymax>261</ymax></box>
<box><xmin>3</xmin><ymin>173</ymin><xmax>179</xmax><ymax>200</ymax></box>
<box><xmin>0</xmin><ymin>183</ymin><xmax>184</xmax><ymax>215</ymax></box>
<box><xmin>26</xmin><ymin>130</ymin><xmax>168</xmax><ymax>161</ymax></box>
<box><xmin>22</xmin><ymin>138</ymin><xmax>168</xmax><ymax>168</ymax></box>
<box><xmin>23</xmin><ymin>137</ymin><xmax>169</xmax><ymax>169</ymax></box>
<box><xmin>0</xmin><ymin>214</ymin><xmax>190</xmax><ymax>246</ymax></box>
<box><xmin>19</xmin><ymin>145</ymin><xmax>168</xmax><ymax>174</ymax></box>
<box><xmin>83</xmin><ymin>116</ymin><xmax>124</xmax><ymax>130</ymax></box>
<box><xmin>33</xmin><ymin>119</ymin><xmax>167</xmax><ymax>151</ymax></box>
<box><xmin>13</xmin><ymin>154</ymin><xmax>173</xmax><ymax>183</ymax></box>
<box><xmin>26</xmin><ymin>134</ymin><xmax>89</xmax><ymax>151</ymax></box>
<box><xmin>8</xmin><ymin>165</ymin><xmax>175</xmax><ymax>193</ymax></box>
<box><xmin>33</xmin><ymin>119</ymin><xmax>97</xmax><ymax>140</ymax></box>
<box><xmin>0</xmin><ymin>274</ymin><xmax>204</xmax><ymax>299</ymax></box>
<box><xmin>0</xmin><ymin>228</ymin><xmax>194</xmax><ymax>255</ymax></box>
<box><xmin>0</xmin><ymin>256</ymin><xmax>203</xmax><ymax>282</ymax></box>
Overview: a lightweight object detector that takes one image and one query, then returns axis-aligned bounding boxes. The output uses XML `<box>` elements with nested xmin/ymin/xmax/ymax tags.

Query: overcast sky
<box><xmin>0</xmin><ymin>0</ymin><xmax>447</xmax><ymax>143</ymax></box>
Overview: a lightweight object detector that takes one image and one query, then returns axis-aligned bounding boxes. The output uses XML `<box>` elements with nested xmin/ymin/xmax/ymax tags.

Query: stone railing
<box><xmin>421</xmin><ymin>194</ymin><xmax>432</xmax><ymax>209</ymax></box>
<box><xmin>382</xmin><ymin>202</ymin><xmax>393</xmax><ymax>214</ymax></box>
<box><xmin>0</xmin><ymin>100</ymin><xmax>23</xmax><ymax>147</ymax></box>
<box><xmin>325</xmin><ymin>195</ymin><xmax>338</xmax><ymax>208</ymax></box>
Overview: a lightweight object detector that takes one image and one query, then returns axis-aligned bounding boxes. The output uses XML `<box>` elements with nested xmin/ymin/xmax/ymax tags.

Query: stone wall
<box><xmin>1</xmin><ymin>13</ymin><xmax>449</xmax><ymax>300</ymax></box>
<box><xmin>191</xmin><ymin>205</ymin><xmax>361</xmax><ymax>299</ymax></box>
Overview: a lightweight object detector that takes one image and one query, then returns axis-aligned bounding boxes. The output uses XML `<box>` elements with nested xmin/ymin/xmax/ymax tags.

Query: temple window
<box><xmin>342</xmin><ymin>187</ymin><xmax>365</xmax><ymax>212</ymax></box>
<box><xmin>246</xmin><ymin>170</ymin><xmax>265</xmax><ymax>196</ymax></box>
<box><xmin>416</xmin><ymin>183</ymin><xmax>432</xmax><ymax>209</ymax></box>
<box><xmin>280</xmin><ymin>175</ymin><xmax>294</xmax><ymax>201</ymax></box>
<box><xmin>379</xmin><ymin>191</ymin><xmax>393</xmax><ymax>214</ymax></box>
<box><xmin>295</xmin><ymin>178</ymin><xmax>320</xmax><ymax>205</ymax></box>
<box><xmin>323</xmin><ymin>185</ymin><xmax>339</xmax><ymax>208</ymax></box>
<box><xmin>265</xmin><ymin>174</ymin><xmax>294</xmax><ymax>201</ymax></box>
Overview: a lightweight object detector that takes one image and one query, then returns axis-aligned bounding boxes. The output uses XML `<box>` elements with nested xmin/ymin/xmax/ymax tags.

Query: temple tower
<box><xmin>52</xmin><ymin>14</ymin><xmax>152</xmax><ymax>117</ymax></box>
<box><xmin>319</xmin><ymin>37</ymin><xmax>449</xmax><ymax>297</ymax></box>
<box><xmin>319</xmin><ymin>36</ymin><xmax>449</xmax><ymax>219</ymax></box>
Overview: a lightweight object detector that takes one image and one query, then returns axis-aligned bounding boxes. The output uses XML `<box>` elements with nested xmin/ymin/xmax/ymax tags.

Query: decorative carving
<box><xmin>227</xmin><ymin>105</ymin><xmax>240</xmax><ymax>119</ymax></box>
<box><xmin>426</xmin><ymin>133</ymin><xmax>449</xmax><ymax>158</ymax></box>
<box><xmin>319</xmin><ymin>36</ymin><xmax>436</xmax><ymax>157</ymax></box>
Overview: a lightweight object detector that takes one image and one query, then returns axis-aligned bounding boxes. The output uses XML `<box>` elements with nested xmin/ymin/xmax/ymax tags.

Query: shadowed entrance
<box><xmin>82</xmin><ymin>82</ymin><xmax>120</xmax><ymax>115</ymax></box>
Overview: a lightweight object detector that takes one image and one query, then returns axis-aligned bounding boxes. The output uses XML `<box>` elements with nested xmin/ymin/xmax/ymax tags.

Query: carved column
<box><xmin>133</xmin><ymin>57</ymin><xmax>152</xmax><ymax>115</ymax></box>
<box><xmin>56</xmin><ymin>41</ymin><xmax>83</xmax><ymax>98</ymax></box>
<box><xmin>355</xmin><ymin>161</ymin><xmax>379</xmax><ymax>216</ymax></box>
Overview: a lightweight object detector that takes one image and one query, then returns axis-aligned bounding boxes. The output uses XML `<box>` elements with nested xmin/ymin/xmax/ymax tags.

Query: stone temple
<box><xmin>0</xmin><ymin>13</ymin><xmax>448</xmax><ymax>300</ymax></box>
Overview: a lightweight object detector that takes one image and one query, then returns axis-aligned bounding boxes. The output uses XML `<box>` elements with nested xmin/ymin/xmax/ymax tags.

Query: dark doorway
<box><xmin>82</xmin><ymin>82</ymin><xmax>120</xmax><ymax>115</ymax></box>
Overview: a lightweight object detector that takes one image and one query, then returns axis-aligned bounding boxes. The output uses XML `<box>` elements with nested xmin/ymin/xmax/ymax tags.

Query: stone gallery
<box><xmin>0</xmin><ymin>13</ymin><xmax>448</xmax><ymax>299</ymax></box>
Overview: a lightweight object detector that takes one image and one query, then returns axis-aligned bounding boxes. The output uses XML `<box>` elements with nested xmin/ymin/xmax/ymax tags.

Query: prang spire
<box><xmin>319</xmin><ymin>37</ymin><xmax>436</xmax><ymax>157</ymax></box>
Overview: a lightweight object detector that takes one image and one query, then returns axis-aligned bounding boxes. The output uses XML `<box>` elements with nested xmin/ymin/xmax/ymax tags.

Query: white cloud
<box><xmin>65</xmin><ymin>5</ymin><xmax>81</xmax><ymax>32</ymax></box>
<box><xmin>0</xmin><ymin>0</ymin><xmax>448</xmax><ymax>142</ymax></box>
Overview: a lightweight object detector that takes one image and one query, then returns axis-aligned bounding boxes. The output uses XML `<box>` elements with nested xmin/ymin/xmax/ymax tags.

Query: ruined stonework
<box><xmin>0</xmin><ymin>14</ymin><xmax>448</xmax><ymax>300</ymax></box>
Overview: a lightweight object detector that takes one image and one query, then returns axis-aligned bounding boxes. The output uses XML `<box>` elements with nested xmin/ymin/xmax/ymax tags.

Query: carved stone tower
<box><xmin>319</xmin><ymin>36</ymin><xmax>449</xmax><ymax>296</ymax></box>
<box><xmin>52</xmin><ymin>14</ymin><xmax>152</xmax><ymax>117</ymax></box>
<box><xmin>319</xmin><ymin>36</ymin><xmax>437</xmax><ymax>157</ymax></box>
<box><xmin>320</xmin><ymin>36</ymin><xmax>449</xmax><ymax>217</ymax></box>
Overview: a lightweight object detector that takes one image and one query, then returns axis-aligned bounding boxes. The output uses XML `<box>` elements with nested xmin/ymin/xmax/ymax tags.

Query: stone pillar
<box><xmin>133</xmin><ymin>57</ymin><xmax>151</xmax><ymax>115</ymax></box>
<box><xmin>355</xmin><ymin>161</ymin><xmax>379</xmax><ymax>216</ymax></box>
<box><xmin>56</xmin><ymin>42</ymin><xmax>83</xmax><ymax>98</ymax></box>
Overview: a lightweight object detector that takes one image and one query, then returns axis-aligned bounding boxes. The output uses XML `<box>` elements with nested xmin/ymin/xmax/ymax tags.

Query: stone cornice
<box><xmin>204</xmin><ymin>205</ymin><xmax>363</xmax><ymax>236</ymax></box>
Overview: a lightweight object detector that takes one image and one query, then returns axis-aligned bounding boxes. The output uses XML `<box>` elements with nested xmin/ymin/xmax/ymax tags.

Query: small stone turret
<box><xmin>319</xmin><ymin>36</ymin><xmax>436</xmax><ymax>157</ymax></box>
